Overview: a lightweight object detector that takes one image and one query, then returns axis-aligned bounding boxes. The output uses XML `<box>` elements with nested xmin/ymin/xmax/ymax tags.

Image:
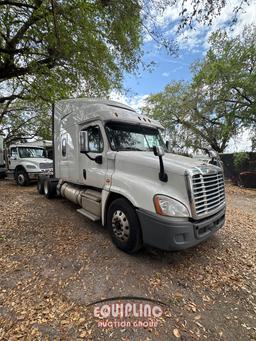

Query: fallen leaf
<box><xmin>173</xmin><ymin>328</ymin><xmax>181</xmax><ymax>338</ymax></box>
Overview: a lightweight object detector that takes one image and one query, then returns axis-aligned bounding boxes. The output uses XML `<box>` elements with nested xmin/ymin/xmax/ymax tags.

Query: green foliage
<box><xmin>0</xmin><ymin>0</ymin><xmax>143</xmax><ymax>142</ymax></box>
<box><xmin>233</xmin><ymin>152</ymin><xmax>250</xmax><ymax>172</ymax></box>
<box><xmin>0</xmin><ymin>1</ymin><xmax>252</xmax><ymax>143</ymax></box>
<box><xmin>1</xmin><ymin>103</ymin><xmax>51</xmax><ymax>145</ymax></box>
<box><xmin>143</xmin><ymin>25</ymin><xmax>256</xmax><ymax>153</ymax></box>
<box><xmin>0</xmin><ymin>0</ymin><xmax>143</xmax><ymax>106</ymax></box>
<box><xmin>194</xmin><ymin>25</ymin><xmax>256</xmax><ymax>127</ymax></box>
<box><xmin>143</xmin><ymin>80</ymin><xmax>240</xmax><ymax>153</ymax></box>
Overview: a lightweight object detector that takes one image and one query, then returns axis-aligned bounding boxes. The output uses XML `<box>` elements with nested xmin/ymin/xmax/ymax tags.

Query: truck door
<box><xmin>8</xmin><ymin>147</ymin><xmax>19</xmax><ymax>171</ymax></box>
<box><xmin>79</xmin><ymin>123</ymin><xmax>107</xmax><ymax>188</ymax></box>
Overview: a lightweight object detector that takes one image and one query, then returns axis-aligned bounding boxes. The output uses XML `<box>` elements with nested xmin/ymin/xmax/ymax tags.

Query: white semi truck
<box><xmin>5</xmin><ymin>142</ymin><xmax>53</xmax><ymax>185</ymax></box>
<box><xmin>38</xmin><ymin>99</ymin><xmax>226</xmax><ymax>253</ymax></box>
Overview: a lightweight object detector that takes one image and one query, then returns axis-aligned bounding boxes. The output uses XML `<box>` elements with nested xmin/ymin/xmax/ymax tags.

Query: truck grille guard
<box><xmin>39</xmin><ymin>162</ymin><xmax>53</xmax><ymax>169</ymax></box>
<box><xmin>185</xmin><ymin>166</ymin><xmax>226</xmax><ymax>220</ymax></box>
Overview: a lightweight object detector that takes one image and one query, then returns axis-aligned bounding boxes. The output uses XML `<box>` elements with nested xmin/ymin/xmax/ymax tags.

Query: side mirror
<box><xmin>152</xmin><ymin>145</ymin><xmax>168</xmax><ymax>182</ymax></box>
<box><xmin>95</xmin><ymin>155</ymin><xmax>103</xmax><ymax>164</ymax></box>
<box><xmin>80</xmin><ymin>131</ymin><xmax>89</xmax><ymax>153</ymax></box>
<box><xmin>153</xmin><ymin>146</ymin><xmax>165</xmax><ymax>157</ymax></box>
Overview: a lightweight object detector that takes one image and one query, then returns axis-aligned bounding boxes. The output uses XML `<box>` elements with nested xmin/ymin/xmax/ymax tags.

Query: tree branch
<box><xmin>8</xmin><ymin>0</ymin><xmax>44</xmax><ymax>46</ymax></box>
<box><xmin>233</xmin><ymin>87</ymin><xmax>253</xmax><ymax>105</ymax></box>
<box><xmin>0</xmin><ymin>1</ymin><xmax>36</xmax><ymax>9</ymax></box>
<box><xmin>0</xmin><ymin>56</ymin><xmax>57</xmax><ymax>80</ymax></box>
<box><xmin>0</xmin><ymin>93</ymin><xmax>24</xmax><ymax>104</ymax></box>
<box><xmin>4</xmin><ymin>133</ymin><xmax>38</xmax><ymax>145</ymax></box>
<box><xmin>224</xmin><ymin>99</ymin><xmax>253</xmax><ymax>107</ymax></box>
<box><xmin>4</xmin><ymin>114</ymin><xmax>37</xmax><ymax>138</ymax></box>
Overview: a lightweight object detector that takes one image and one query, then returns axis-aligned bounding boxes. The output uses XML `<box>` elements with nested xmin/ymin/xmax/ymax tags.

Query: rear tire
<box><xmin>107</xmin><ymin>198</ymin><xmax>142</xmax><ymax>254</ymax></box>
<box><xmin>15</xmin><ymin>169</ymin><xmax>29</xmax><ymax>186</ymax></box>
<box><xmin>44</xmin><ymin>178</ymin><xmax>58</xmax><ymax>199</ymax></box>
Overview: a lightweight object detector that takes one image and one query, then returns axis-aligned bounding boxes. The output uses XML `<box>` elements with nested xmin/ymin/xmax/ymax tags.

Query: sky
<box><xmin>111</xmin><ymin>0</ymin><xmax>256</xmax><ymax>152</ymax></box>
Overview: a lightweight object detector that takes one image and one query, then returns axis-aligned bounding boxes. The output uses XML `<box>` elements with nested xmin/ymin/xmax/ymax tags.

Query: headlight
<box><xmin>26</xmin><ymin>164</ymin><xmax>37</xmax><ymax>169</ymax></box>
<box><xmin>154</xmin><ymin>195</ymin><xmax>189</xmax><ymax>218</ymax></box>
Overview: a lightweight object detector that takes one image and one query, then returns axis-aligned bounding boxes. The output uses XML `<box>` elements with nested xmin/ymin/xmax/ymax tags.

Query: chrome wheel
<box><xmin>112</xmin><ymin>210</ymin><xmax>130</xmax><ymax>242</ymax></box>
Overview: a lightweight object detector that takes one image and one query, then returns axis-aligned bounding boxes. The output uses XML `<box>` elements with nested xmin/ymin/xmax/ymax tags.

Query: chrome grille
<box><xmin>191</xmin><ymin>170</ymin><xmax>225</xmax><ymax>217</ymax></box>
<box><xmin>39</xmin><ymin>162</ymin><xmax>52</xmax><ymax>169</ymax></box>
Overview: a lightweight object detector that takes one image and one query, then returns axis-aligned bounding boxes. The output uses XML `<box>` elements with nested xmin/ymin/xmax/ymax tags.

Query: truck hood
<box><xmin>115</xmin><ymin>151</ymin><xmax>219</xmax><ymax>175</ymax></box>
<box><xmin>111</xmin><ymin>151</ymin><xmax>223</xmax><ymax>216</ymax></box>
<box><xmin>29</xmin><ymin>158</ymin><xmax>52</xmax><ymax>163</ymax></box>
<box><xmin>21</xmin><ymin>158</ymin><xmax>53</xmax><ymax>166</ymax></box>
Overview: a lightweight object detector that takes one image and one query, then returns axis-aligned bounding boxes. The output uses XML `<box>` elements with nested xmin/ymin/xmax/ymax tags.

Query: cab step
<box><xmin>77</xmin><ymin>208</ymin><xmax>100</xmax><ymax>222</ymax></box>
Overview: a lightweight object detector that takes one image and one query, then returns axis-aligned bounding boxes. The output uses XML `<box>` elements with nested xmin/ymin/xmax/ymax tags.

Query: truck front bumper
<box><xmin>136</xmin><ymin>207</ymin><xmax>225</xmax><ymax>251</ymax></box>
<box><xmin>28</xmin><ymin>170</ymin><xmax>53</xmax><ymax>180</ymax></box>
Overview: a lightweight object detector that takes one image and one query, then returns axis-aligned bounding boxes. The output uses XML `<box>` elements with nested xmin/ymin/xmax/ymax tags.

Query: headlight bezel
<box><xmin>25</xmin><ymin>164</ymin><xmax>37</xmax><ymax>170</ymax></box>
<box><xmin>154</xmin><ymin>194</ymin><xmax>189</xmax><ymax>218</ymax></box>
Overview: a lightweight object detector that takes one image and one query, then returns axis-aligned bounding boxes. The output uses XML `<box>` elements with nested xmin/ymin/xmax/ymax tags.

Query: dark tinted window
<box><xmin>86</xmin><ymin>126</ymin><xmax>104</xmax><ymax>153</ymax></box>
<box><xmin>105</xmin><ymin>122</ymin><xmax>165</xmax><ymax>151</ymax></box>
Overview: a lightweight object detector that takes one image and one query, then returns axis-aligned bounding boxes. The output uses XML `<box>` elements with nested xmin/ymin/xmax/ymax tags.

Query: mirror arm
<box><xmin>81</xmin><ymin>151</ymin><xmax>102</xmax><ymax>164</ymax></box>
<box><xmin>153</xmin><ymin>145</ymin><xmax>168</xmax><ymax>182</ymax></box>
<box><xmin>159</xmin><ymin>156</ymin><xmax>168</xmax><ymax>182</ymax></box>
<box><xmin>81</xmin><ymin>151</ymin><xmax>95</xmax><ymax>161</ymax></box>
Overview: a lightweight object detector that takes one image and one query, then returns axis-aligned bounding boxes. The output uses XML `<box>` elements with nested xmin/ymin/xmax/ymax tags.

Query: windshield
<box><xmin>18</xmin><ymin>147</ymin><xmax>45</xmax><ymax>158</ymax></box>
<box><xmin>105</xmin><ymin>122</ymin><xmax>165</xmax><ymax>151</ymax></box>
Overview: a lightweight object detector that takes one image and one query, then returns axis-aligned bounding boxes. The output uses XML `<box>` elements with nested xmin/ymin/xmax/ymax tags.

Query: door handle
<box><xmin>83</xmin><ymin>169</ymin><xmax>86</xmax><ymax>180</ymax></box>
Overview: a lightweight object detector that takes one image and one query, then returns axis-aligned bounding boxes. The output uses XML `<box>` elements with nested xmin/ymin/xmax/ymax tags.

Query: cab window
<box><xmin>10</xmin><ymin>147</ymin><xmax>18</xmax><ymax>158</ymax></box>
<box><xmin>86</xmin><ymin>126</ymin><xmax>104</xmax><ymax>153</ymax></box>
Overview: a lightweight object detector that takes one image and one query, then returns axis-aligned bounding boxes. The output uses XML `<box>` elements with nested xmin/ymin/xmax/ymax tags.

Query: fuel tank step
<box><xmin>82</xmin><ymin>189</ymin><xmax>102</xmax><ymax>202</ymax></box>
<box><xmin>81</xmin><ymin>189</ymin><xmax>102</xmax><ymax>217</ymax></box>
<box><xmin>77</xmin><ymin>208</ymin><xmax>100</xmax><ymax>222</ymax></box>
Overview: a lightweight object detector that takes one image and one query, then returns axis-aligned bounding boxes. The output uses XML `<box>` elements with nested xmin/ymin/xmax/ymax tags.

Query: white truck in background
<box><xmin>38</xmin><ymin>99</ymin><xmax>226</xmax><ymax>253</ymax></box>
<box><xmin>5</xmin><ymin>142</ymin><xmax>53</xmax><ymax>186</ymax></box>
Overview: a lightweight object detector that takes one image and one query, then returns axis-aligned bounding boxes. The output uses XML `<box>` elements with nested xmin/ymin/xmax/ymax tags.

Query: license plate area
<box><xmin>194</xmin><ymin>213</ymin><xmax>225</xmax><ymax>239</ymax></box>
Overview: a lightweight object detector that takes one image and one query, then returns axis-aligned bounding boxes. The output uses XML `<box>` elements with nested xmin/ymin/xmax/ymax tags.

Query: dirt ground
<box><xmin>0</xmin><ymin>180</ymin><xmax>255</xmax><ymax>341</ymax></box>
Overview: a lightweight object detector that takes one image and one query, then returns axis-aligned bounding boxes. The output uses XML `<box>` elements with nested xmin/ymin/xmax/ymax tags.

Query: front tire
<box><xmin>107</xmin><ymin>198</ymin><xmax>142</xmax><ymax>254</ymax></box>
<box><xmin>15</xmin><ymin>169</ymin><xmax>29</xmax><ymax>186</ymax></box>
